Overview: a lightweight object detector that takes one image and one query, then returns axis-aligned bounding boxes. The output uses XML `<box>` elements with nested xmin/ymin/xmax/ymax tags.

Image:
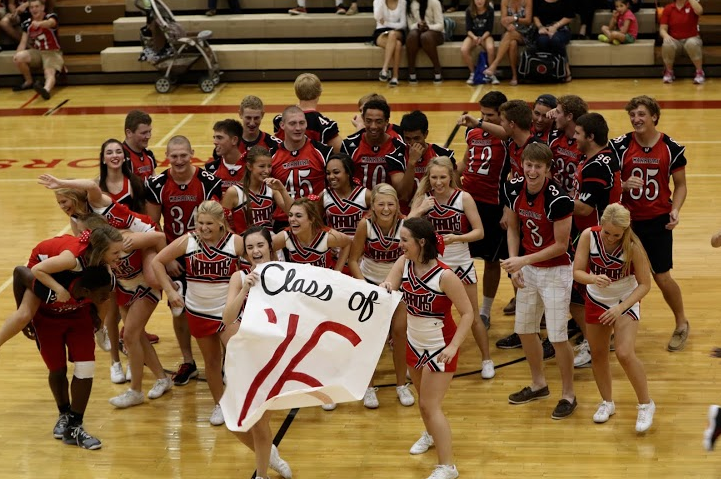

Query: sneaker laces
<box><xmin>637</xmin><ymin>403</ymin><xmax>651</xmax><ymax>422</ymax></box>
<box><xmin>428</xmin><ymin>465</ymin><xmax>454</xmax><ymax>479</ymax></box>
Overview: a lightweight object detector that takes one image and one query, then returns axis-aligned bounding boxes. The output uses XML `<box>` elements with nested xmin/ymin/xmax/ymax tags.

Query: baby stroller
<box><xmin>136</xmin><ymin>0</ymin><xmax>221</xmax><ymax>93</ymax></box>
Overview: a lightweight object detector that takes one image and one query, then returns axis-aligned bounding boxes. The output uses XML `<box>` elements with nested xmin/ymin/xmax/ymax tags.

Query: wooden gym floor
<box><xmin>0</xmin><ymin>78</ymin><xmax>720</xmax><ymax>478</ymax></box>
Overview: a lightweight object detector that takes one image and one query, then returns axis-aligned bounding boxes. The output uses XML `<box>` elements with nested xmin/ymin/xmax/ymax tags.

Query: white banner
<box><xmin>220</xmin><ymin>261</ymin><xmax>402</xmax><ymax>432</ymax></box>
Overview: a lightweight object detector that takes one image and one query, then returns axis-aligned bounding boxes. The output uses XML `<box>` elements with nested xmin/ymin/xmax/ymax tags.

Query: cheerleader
<box><xmin>379</xmin><ymin>217</ymin><xmax>473</xmax><ymax>479</ymax></box>
<box><xmin>410</xmin><ymin>156</ymin><xmax>494</xmax><ymax>379</ymax></box>
<box><xmin>221</xmin><ymin>145</ymin><xmax>293</xmax><ymax>234</ymax></box>
<box><xmin>322</xmin><ymin>153</ymin><xmax>370</xmax><ymax>271</ymax></box>
<box><xmin>573</xmin><ymin>203</ymin><xmax>655</xmax><ymax>432</ymax></box>
<box><xmin>98</xmin><ymin>138</ymin><xmax>147</xmax><ymax>214</ymax></box>
<box><xmin>152</xmin><ymin>200</ymin><xmax>244</xmax><ymax>426</ymax></box>
<box><xmin>222</xmin><ymin>226</ymin><xmax>292</xmax><ymax>479</ymax></box>
<box><xmin>76</xmin><ymin>214</ymin><xmax>172</xmax><ymax>409</ymax></box>
<box><xmin>271</xmin><ymin>197</ymin><xmax>352</xmax><ymax>410</ymax></box>
<box><xmin>348</xmin><ymin>183</ymin><xmax>414</xmax><ymax>409</ymax></box>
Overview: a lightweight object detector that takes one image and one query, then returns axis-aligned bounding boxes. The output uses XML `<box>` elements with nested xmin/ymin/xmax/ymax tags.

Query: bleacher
<box><xmin>1</xmin><ymin>0</ymin><xmax>720</xmax><ymax>84</ymax></box>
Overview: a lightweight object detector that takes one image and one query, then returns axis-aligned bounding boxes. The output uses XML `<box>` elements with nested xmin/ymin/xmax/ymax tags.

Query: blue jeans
<box><xmin>536</xmin><ymin>27</ymin><xmax>571</xmax><ymax>57</ymax></box>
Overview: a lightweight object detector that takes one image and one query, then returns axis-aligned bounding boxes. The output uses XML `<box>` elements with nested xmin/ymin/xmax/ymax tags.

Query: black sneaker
<box><xmin>542</xmin><ymin>338</ymin><xmax>555</xmax><ymax>360</ymax></box>
<box><xmin>496</xmin><ymin>332</ymin><xmax>522</xmax><ymax>349</ymax></box>
<box><xmin>12</xmin><ymin>82</ymin><xmax>33</xmax><ymax>92</ymax></box>
<box><xmin>551</xmin><ymin>398</ymin><xmax>578</xmax><ymax>420</ymax></box>
<box><xmin>480</xmin><ymin>314</ymin><xmax>490</xmax><ymax>330</ymax></box>
<box><xmin>63</xmin><ymin>425</ymin><xmax>102</xmax><ymax>450</ymax></box>
<box><xmin>53</xmin><ymin>413</ymin><xmax>69</xmax><ymax>439</ymax></box>
<box><xmin>502</xmin><ymin>297</ymin><xmax>516</xmax><ymax>315</ymax></box>
<box><xmin>173</xmin><ymin>361</ymin><xmax>198</xmax><ymax>386</ymax></box>
<box><xmin>508</xmin><ymin>385</ymin><xmax>550</xmax><ymax>404</ymax></box>
<box><xmin>33</xmin><ymin>82</ymin><xmax>50</xmax><ymax>100</ymax></box>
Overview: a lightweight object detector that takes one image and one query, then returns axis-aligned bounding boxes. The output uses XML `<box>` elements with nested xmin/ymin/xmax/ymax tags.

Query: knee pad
<box><xmin>73</xmin><ymin>361</ymin><xmax>95</xmax><ymax>379</ymax></box>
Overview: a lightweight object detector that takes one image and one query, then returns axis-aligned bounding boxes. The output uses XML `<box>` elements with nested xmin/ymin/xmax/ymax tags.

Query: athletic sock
<box><xmin>58</xmin><ymin>403</ymin><xmax>71</xmax><ymax>415</ymax></box>
<box><xmin>481</xmin><ymin>296</ymin><xmax>493</xmax><ymax>317</ymax></box>
<box><xmin>68</xmin><ymin>410</ymin><xmax>84</xmax><ymax>427</ymax></box>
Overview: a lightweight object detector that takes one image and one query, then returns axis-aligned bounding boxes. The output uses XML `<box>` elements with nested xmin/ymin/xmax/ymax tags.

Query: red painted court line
<box><xmin>19</xmin><ymin>93</ymin><xmax>39</xmax><ymax>109</ymax></box>
<box><xmin>0</xmin><ymin>100</ymin><xmax>719</xmax><ymax>118</ymax></box>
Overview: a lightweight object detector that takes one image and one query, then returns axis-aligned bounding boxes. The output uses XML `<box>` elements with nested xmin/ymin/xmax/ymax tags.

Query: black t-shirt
<box><xmin>533</xmin><ymin>0</ymin><xmax>575</xmax><ymax>26</ymax></box>
<box><xmin>466</xmin><ymin>6</ymin><xmax>494</xmax><ymax>36</ymax></box>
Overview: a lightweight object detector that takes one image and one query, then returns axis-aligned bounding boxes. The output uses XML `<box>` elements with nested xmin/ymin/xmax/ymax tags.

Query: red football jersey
<box><xmin>610</xmin><ymin>132</ymin><xmax>687</xmax><ymax>221</ymax></box>
<box><xmin>273</xmin><ymin>110</ymin><xmax>340</xmax><ymax>145</ymax></box>
<box><xmin>145</xmin><ymin>167</ymin><xmax>222</xmax><ymax>243</ymax></box>
<box><xmin>531</xmin><ymin>124</ymin><xmax>552</xmax><ymax>144</ymax></box>
<box><xmin>504</xmin><ymin>177</ymin><xmax>574</xmax><ymax>267</ymax></box>
<box><xmin>407</xmin><ymin>143</ymin><xmax>455</xmax><ymax>192</ymax></box>
<box><xmin>572</xmin><ymin>147</ymin><xmax>622</xmax><ymax>233</ymax></box>
<box><xmin>342</xmin><ymin>132</ymin><xmax>406</xmax><ymax>190</ymax></box>
<box><xmin>22</xmin><ymin>13</ymin><xmax>61</xmax><ymax>51</ymax></box>
<box><xmin>507</xmin><ymin>135</ymin><xmax>541</xmax><ymax>179</ymax></box>
<box><xmin>462</xmin><ymin>127</ymin><xmax>510</xmax><ymax>205</ymax></box>
<box><xmin>205</xmin><ymin>157</ymin><xmax>246</xmax><ymax>193</ymax></box>
<box><xmin>271</xmin><ymin>138</ymin><xmax>332</xmax><ymax>223</ymax></box>
<box><xmin>123</xmin><ymin>142</ymin><xmax>157</xmax><ymax>179</ymax></box>
<box><xmin>548</xmin><ymin>129</ymin><xmax>582</xmax><ymax>193</ymax></box>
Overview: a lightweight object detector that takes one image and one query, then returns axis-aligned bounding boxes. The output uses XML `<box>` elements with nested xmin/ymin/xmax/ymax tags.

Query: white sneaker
<box><xmin>363</xmin><ymin>387</ymin><xmax>379</xmax><ymax>409</ymax></box>
<box><xmin>396</xmin><ymin>384</ymin><xmax>415</xmax><ymax>406</ymax></box>
<box><xmin>574</xmin><ymin>340</ymin><xmax>592</xmax><ymax>368</ymax></box>
<box><xmin>147</xmin><ymin>377</ymin><xmax>173</xmax><ymax>399</ymax></box>
<box><xmin>466</xmin><ymin>72</ymin><xmax>474</xmax><ymax>85</ymax></box>
<box><xmin>593</xmin><ymin>400</ymin><xmax>616</xmax><ymax>423</ymax></box>
<box><xmin>110</xmin><ymin>362</ymin><xmax>126</xmax><ymax>384</ymax></box>
<box><xmin>481</xmin><ymin>360</ymin><xmax>495</xmax><ymax>379</ymax></box>
<box><xmin>94</xmin><ymin>327</ymin><xmax>111</xmax><ymax>352</ymax></box>
<box><xmin>269</xmin><ymin>444</ymin><xmax>293</xmax><ymax>478</ymax></box>
<box><xmin>427</xmin><ymin>464</ymin><xmax>459</xmax><ymax>479</ymax></box>
<box><xmin>210</xmin><ymin>404</ymin><xmax>225</xmax><ymax>425</ymax></box>
<box><xmin>109</xmin><ymin>389</ymin><xmax>144</xmax><ymax>409</ymax></box>
<box><xmin>636</xmin><ymin>400</ymin><xmax>655</xmax><ymax>433</ymax></box>
<box><xmin>694</xmin><ymin>70</ymin><xmax>706</xmax><ymax>85</ymax></box>
<box><xmin>410</xmin><ymin>431</ymin><xmax>434</xmax><ymax>455</ymax></box>
<box><xmin>663</xmin><ymin>69</ymin><xmax>675</xmax><ymax>83</ymax></box>
<box><xmin>321</xmin><ymin>402</ymin><xmax>337</xmax><ymax>411</ymax></box>
<box><xmin>125</xmin><ymin>364</ymin><xmax>132</xmax><ymax>382</ymax></box>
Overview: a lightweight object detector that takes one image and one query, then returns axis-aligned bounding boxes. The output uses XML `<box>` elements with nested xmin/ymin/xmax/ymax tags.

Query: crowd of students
<box><xmin>0</xmin><ymin>71</ymin><xmax>700</xmax><ymax>479</ymax></box>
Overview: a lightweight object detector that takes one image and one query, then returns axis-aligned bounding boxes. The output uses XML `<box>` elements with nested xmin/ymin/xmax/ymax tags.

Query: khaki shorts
<box><xmin>27</xmin><ymin>49</ymin><xmax>64</xmax><ymax>73</ymax></box>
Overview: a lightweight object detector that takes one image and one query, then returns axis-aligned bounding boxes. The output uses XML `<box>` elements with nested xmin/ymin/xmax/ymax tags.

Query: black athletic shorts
<box><xmin>469</xmin><ymin>201</ymin><xmax>508</xmax><ymax>262</ymax></box>
<box><xmin>632</xmin><ymin>212</ymin><xmax>673</xmax><ymax>274</ymax></box>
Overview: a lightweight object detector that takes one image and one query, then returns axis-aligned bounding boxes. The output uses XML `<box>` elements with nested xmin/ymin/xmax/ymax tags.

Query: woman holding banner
<box><xmin>349</xmin><ymin>183</ymin><xmax>415</xmax><ymax>410</ymax></box>
<box><xmin>222</xmin><ymin>226</ymin><xmax>292</xmax><ymax>479</ymax></box>
<box><xmin>380</xmin><ymin>217</ymin><xmax>473</xmax><ymax>479</ymax></box>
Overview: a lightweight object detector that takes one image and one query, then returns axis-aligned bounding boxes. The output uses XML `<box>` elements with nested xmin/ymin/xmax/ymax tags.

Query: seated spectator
<box><xmin>343</xmin><ymin>1</ymin><xmax>359</xmax><ymax>14</ymax></box>
<box><xmin>375</xmin><ymin>0</ymin><xmax>407</xmax><ymax>87</ymax></box>
<box><xmin>533</xmin><ymin>0</ymin><xmax>574</xmax><ymax>82</ymax></box>
<box><xmin>205</xmin><ymin>0</ymin><xmax>240</xmax><ymax>16</ymax></box>
<box><xmin>0</xmin><ymin>0</ymin><xmax>29</xmax><ymax>44</ymax></box>
<box><xmin>576</xmin><ymin>0</ymin><xmax>609</xmax><ymax>40</ymax></box>
<box><xmin>444</xmin><ymin>0</ymin><xmax>462</xmax><ymax>13</ymax></box>
<box><xmin>407</xmin><ymin>0</ymin><xmax>445</xmax><ymax>84</ymax></box>
<box><xmin>598</xmin><ymin>0</ymin><xmax>637</xmax><ymax>45</ymax></box>
<box><xmin>11</xmin><ymin>0</ymin><xmax>62</xmax><ymax>99</ymax></box>
<box><xmin>660</xmin><ymin>0</ymin><xmax>704</xmax><ymax>84</ymax></box>
<box><xmin>483</xmin><ymin>0</ymin><xmax>534</xmax><ymax>86</ymax></box>
<box><xmin>461</xmin><ymin>0</ymin><xmax>497</xmax><ymax>84</ymax></box>
<box><xmin>289</xmin><ymin>0</ymin><xmax>346</xmax><ymax>14</ymax></box>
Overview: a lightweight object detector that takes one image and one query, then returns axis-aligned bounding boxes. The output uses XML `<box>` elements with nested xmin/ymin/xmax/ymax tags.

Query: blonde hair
<box><xmin>194</xmin><ymin>200</ymin><xmax>230</xmax><ymax>238</ymax></box>
<box><xmin>294</xmin><ymin>73</ymin><xmax>322</xmax><ymax>101</ymax></box>
<box><xmin>599</xmin><ymin>203</ymin><xmax>645</xmax><ymax>276</ymax></box>
<box><xmin>413</xmin><ymin>156</ymin><xmax>460</xmax><ymax>205</ymax></box>
<box><xmin>240</xmin><ymin>95</ymin><xmax>264</xmax><ymax>112</ymax></box>
<box><xmin>55</xmin><ymin>188</ymin><xmax>89</xmax><ymax>216</ymax></box>
<box><xmin>370</xmin><ymin>183</ymin><xmax>400</xmax><ymax>224</ymax></box>
<box><xmin>76</xmin><ymin>212</ymin><xmax>108</xmax><ymax>231</ymax></box>
<box><xmin>87</xmin><ymin>225</ymin><xmax>123</xmax><ymax>267</ymax></box>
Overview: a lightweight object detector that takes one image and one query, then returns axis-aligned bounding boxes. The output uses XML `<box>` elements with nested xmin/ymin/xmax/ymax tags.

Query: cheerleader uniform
<box><xmin>401</xmin><ymin>260</ymin><xmax>458</xmax><ymax>373</ymax></box>
<box><xmin>585</xmin><ymin>226</ymin><xmax>640</xmax><ymax>324</ymax></box>
<box><xmin>112</xmin><ymin>248</ymin><xmax>161</xmax><ymax>308</ymax></box>
<box><xmin>227</xmin><ymin>182</ymin><xmax>276</xmax><ymax>234</ymax></box>
<box><xmin>359</xmin><ymin>217</ymin><xmax>404</xmax><ymax>284</ymax></box>
<box><xmin>183</xmin><ymin>232</ymin><xmax>239</xmax><ymax>337</ymax></box>
<box><xmin>283</xmin><ymin>227</ymin><xmax>333</xmax><ymax>268</ymax></box>
<box><xmin>425</xmin><ymin>190</ymin><xmax>477</xmax><ymax>284</ymax></box>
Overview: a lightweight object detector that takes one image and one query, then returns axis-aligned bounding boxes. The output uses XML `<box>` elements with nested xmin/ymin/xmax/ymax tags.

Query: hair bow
<box><xmin>306</xmin><ymin>194</ymin><xmax>320</xmax><ymax>202</ymax></box>
<box><xmin>79</xmin><ymin>229</ymin><xmax>92</xmax><ymax>244</ymax></box>
<box><xmin>352</xmin><ymin>178</ymin><xmax>362</xmax><ymax>186</ymax></box>
<box><xmin>434</xmin><ymin>232</ymin><xmax>445</xmax><ymax>256</ymax></box>
<box><xmin>222</xmin><ymin>207</ymin><xmax>234</xmax><ymax>225</ymax></box>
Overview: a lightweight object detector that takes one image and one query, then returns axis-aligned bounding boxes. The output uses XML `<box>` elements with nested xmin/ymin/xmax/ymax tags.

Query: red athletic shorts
<box><xmin>33</xmin><ymin>307</ymin><xmax>95</xmax><ymax>371</ymax></box>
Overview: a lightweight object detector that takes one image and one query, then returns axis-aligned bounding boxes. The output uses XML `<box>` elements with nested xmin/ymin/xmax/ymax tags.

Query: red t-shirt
<box><xmin>661</xmin><ymin>1</ymin><xmax>700</xmax><ymax>40</ymax></box>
